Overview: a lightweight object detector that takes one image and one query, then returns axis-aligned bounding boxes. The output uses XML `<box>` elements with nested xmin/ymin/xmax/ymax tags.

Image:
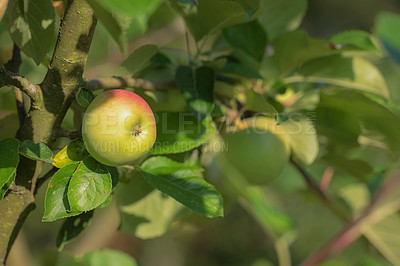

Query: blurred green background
<box><xmin>1</xmin><ymin>0</ymin><xmax>400</xmax><ymax>265</ymax></box>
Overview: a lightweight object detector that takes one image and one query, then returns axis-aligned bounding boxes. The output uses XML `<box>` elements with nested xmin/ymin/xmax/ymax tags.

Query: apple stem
<box><xmin>133</xmin><ymin>124</ymin><xmax>142</xmax><ymax>136</ymax></box>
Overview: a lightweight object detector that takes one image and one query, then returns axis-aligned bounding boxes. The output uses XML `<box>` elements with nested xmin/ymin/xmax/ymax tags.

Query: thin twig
<box><xmin>84</xmin><ymin>76</ymin><xmax>175</xmax><ymax>91</ymax></box>
<box><xmin>320</xmin><ymin>167</ymin><xmax>334</xmax><ymax>191</ymax></box>
<box><xmin>290</xmin><ymin>157</ymin><xmax>349</xmax><ymax>221</ymax></box>
<box><xmin>300</xmin><ymin>172</ymin><xmax>400</xmax><ymax>266</ymax></box>
<box><xmin>0</xmin><ymin>68</ymin><xmax>38</xmax><ymax>99</ymax></box>
<box><xmin>55</xmin><ymin>129</ymin><xmax>81</xmax><ymax>139</ymax></box>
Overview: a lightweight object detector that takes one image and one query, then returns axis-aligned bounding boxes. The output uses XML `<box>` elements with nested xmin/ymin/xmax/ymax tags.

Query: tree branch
<box><xmin>300</xmin><ymin>172</ymin><xmax>400</xmax><ymax>266</ymax></box>
<box><xmin>0</xmin><ymin>68</ymin><xmax>38</xmax><ymax>100</ymax></box>
<box><xmin>84</xmin><ymin>76</ymin><xmax>175</xmax><ymax>91</ymax></box>
<box><xmin>0</xmin><ymin>0</ymin><xmax>97</xmax><ymax>263</ymax></box>
<box><xmin>55</xmin><ymin>129</ymin><xmax>82</xmax><ymax>139</ymax></box>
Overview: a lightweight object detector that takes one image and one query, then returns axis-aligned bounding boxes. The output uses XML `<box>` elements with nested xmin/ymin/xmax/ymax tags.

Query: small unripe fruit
<box><xmin>222</xmin><ymin>117</ymin><xmax>289</xmax><ymax>185</ymax></box>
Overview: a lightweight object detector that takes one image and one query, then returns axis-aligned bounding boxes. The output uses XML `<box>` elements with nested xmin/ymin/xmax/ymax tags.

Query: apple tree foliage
<box><xmin>1</xmin><ymin>0</ymin><xmax>400</xmax><ymax>265</ymax></box>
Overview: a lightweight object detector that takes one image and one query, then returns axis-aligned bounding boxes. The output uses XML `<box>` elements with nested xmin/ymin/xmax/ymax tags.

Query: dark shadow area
<box><xmin>76</xmin><ymin>15</ymin><xmax>97</xmax><ymax>53</ymax></box>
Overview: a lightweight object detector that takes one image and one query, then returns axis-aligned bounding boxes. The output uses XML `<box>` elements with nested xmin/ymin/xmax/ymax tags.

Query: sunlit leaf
<box><xmin>296</xmin><ymin>55</ymin><xmax>389</xmax><ymax>98</ymax></box>
<box><xmin>280</xmin><ymin>115</ymin><xmax>319</xmax><ymax>165</ymax></box>
<box><xmin>19</xmin><ymin>140</ymin><xmax>54</xmax><ymax>163</ymax></box>
<box><xmin>330</xmin><ymin>30</ymin><xmax>379</xmax><ymax>52</ymax></box>
<box><xmin>82</xmin><ymin>249</ymin><xmax>138</xmax><ymax>266</ymax></box>
<box><xmin>120</xmin><ymin>189</ymin><xmax>187</xmax><ymax>239</ymax></box>
<box><xmin>245</xmin><ymin>89</ymin><xmax>277</xmax><ymax>115</ymax></box>
<box><xmin>150</xmin><ymin>113</ymin><xmax>216</xmax><ymax>155</ymax></box>
<box><xmin>67</xmin><ymin>157</ymin><xmax>112</xmax><ymax>212</ymax></box>
<box><xmin>0</xmin><ymin>0</ymin><xmax>8</xmax><ymax>22</ymax></box>
<box><xmin>140</xmin><ymin>156</ymin><xmax>223</xmax><ymax>218</ymax></box>
<box><xmin>319</xmin><ymin>89</ymin><xmax>400</xmax><ymax>153</ymax></box>
<box><xmin>53</xmin><ymin>139</ymin><xmax>90</xmax><ymax>169</ymax></box>
<box><xmin>7</xmin><ymin>0</ymin><xmax>56</xmax><ymax>64</ymax></box>
<box><xmin>42</xmin><ymin>164</ymin><xmax>81</xmax><ymax>222</ymax></box>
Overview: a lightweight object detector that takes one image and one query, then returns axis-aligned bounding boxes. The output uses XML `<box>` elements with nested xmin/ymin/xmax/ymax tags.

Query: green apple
<box><xmin>222</xmin><ymin>117</ymin><xmax>290</xmax><ymax>185</ymax></box>
<box><xmin>82</xmin><ymin>89</ymin><xmax>156</xmax><ymax>166</ymax></box>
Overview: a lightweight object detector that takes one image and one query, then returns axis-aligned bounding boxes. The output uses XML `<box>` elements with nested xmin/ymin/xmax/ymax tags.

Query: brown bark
<box><xmin>0</xmin><ymin>0</ymin><xmax>97</xmax><ymax>263</ymax></box>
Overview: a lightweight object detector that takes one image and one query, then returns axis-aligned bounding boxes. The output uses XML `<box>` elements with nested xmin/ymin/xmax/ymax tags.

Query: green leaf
<box><xmin>120</xmin><ymin>189</ymin><xmax>187</xmax><ymax>239</ymax></box>
<box><xmin>245</xmin><ymin>89</ymin><xmax>277</xmax><ymax>115</ymax></box>
<box><xmin>320</xmin><ymin>155</ymin><xmax>373</xmax><ymax>181</ymax></box>
<box><xmin>220</xmin><ymin>62</ymin><xmax>263</xmax><ymax>79</ymax></box>
<box><xmin>316</xmin><ymin>106</ymin><xmax>361</xmax><ymax>149</ymax></box>
<box><xmin>267</xmin><ymin>30</ymin><xmax>335</xmax><ymax>76</ymax></box>
<box><xmin>295</xmin><ymin>55</ymin><xmax>389</xmax><ymax>99</ymax></box>
<box><xmin>175</xmin><ymin>66</ymin><xmax>215</xmax><ymax>117</ymax></box>
<box><xmin>115</xmin><ymin>165</ymin><xmax>154</xmax><ymax>204</ymax></box>
<box><xmin>259</xmin><ymin>0</ymin><xmax>307</xmax><ymax>40</ymax></box>
<box><xmin>56</xmin><ymin>211</ymin><xmax>94</xmax><ymax>251</ymax></box>
<box><xmin>280</xmin><ymin>115</ymin><xmax>319</xmax><ymax>165</ymax></box>
<box><xmin>0</xmin><ymin>172</ymin><xmax>15</xmax><ymax>200</ymax></box>
<box><xmin>55</xmin><ymin>252</ymin><xmax>86</xmax><ymax>266</ymax></box>
<box><xmin>53</xmin><ymin>139</ymin><xmax>90</xmax><ymax>169</ymax></box>
<box><xmin>76</xmin><ymin>88</ymin><xmax>95</xmax><ymax>108</ymax></box>
<box><xmin>86</xmin><ymin>0</ymin><xmax>129</xmax><ymax>54</ymax></box>
<box><xmin>339</xmin><ymin>179</ymin><xmax>400</xmax><ymax>265</ymax></box>
<box><xmin>7</xmin><ymin>0</ymin><xmax>55</xmax><ymax>64</ymax></box>
<box><xmin>375</xmin><ymin>12</ymin><xmax>400</xmax><ymax>64</ymax></box>
<box><xmin>67</xmin><ymin>157</ymin><xmax>112</xmax><ymax>212</ymax></box>
<box><xmin>178</xmin><ymin>0</ymin><xmax>263</xmax><ymax>41</ymax></box>
<box><xmin>216</xmin><ymin>154</ymin><xmax>296</xmax><ymax>240</ymax></box>
<box><xmin>223</xmin><ymin>20</ymin><xmax>267</xmax><ymax>61</ymax></box>
<box><xmin>96</xmin><ymin>0</ymin><xmax>163</xmax><ymax>18</ymax></box>
<box><xmin>19</xmin><ymin>140</ymin><xmax>54</xmax><ymax>163</ymax></box>
<box><xmin>42</xmin><ymin>164</ymin><xmax>82</xmax><ymax>222</ymax></box>
<box><xmin>81</xmin><ymin>249</ymin><xmax>138</xmax><ymax>266</ymax></box>
<box><xmin>319</xmin><ymin>89</ymin><xmax>400</xmax><ymax>153</ymax></box>
<box><xmin>150</xmin><ymin>113</ymin><xmax>216</xmax><ymax>155</ymax></box>
<box><xmin>242</xmin><ymin>187</ymin><xmax>297</xmax><ymax>240</ymax></box>
<box><xmin>123</xmin><ymin>44</ymin><xmax>159</xmax><ymax>75</ymax></box>
<box><xmin>364</xmin><ymin>215</ymin><xmax>400</xmax><ymax>265</ymax></box>
<box><xmin>330</xmin><ymin>30</ymin><xmax>379</xmax><ymax>52</ymax></box>
<box><xmin>0</xmin><ymin>138</ymin><xmax>19</xmax><ymax>189</ymax></box>
<box><xmin>140</xmin><ymin>156</ymin><xmax>223</xmax><ymax>218</ymax></box>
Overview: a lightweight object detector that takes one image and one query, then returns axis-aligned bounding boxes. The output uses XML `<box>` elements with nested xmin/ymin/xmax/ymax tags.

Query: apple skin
<box><xmin>222</xmin><ymin>117</ymin><xmax>290</xmax><ymax>185</ymax></box>
<box><xmin>82</xmin><ymin>89</ymin><xmax>156</xmax><ymax>166</ymax></box>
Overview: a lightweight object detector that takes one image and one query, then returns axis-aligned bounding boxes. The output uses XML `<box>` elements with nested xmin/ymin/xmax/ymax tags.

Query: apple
<box><xmin>222</xmin><ymin>117</ymin><xmax>290</xmax><ymax>185</ymax></box>
<box><xmin>82</xmin><ymin>89</ymin><xmax>156</xmax><ymax>166</ymax></box>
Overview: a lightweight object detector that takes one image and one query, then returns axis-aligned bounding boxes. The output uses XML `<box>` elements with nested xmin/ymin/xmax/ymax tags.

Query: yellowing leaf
<box><xmin>53</xmin><ymin>139</ymin><xmax>89</xmax><ymax>168</ymax></box>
